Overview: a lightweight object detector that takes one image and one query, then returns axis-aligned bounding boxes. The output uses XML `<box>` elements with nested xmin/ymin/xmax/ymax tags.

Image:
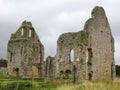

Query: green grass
<box><xmin>57</xmin><ymin>80</ymin><xmax>120</xmax><ymax>90</ymax></box>
<box><xmin>0</xmin><ymin>70</ymin><xmax>6</xmax><ymax>77</ymax></box>
<box><xmin>0</xmin><ymin>77</ymin><xmax>120</xmax><ymax>90</ymax></box>
<box><xmin>0</xmin><ymin>77</ymin><xmax>60</xmax><ymax>90</ymax></box>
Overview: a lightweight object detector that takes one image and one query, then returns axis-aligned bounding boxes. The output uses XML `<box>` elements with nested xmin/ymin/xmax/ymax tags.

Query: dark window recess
<box><xmin>87</xmin><ymin>48</ymin><xmax>92</xmax><ymax>65</ymax></box>
<box><xmin>60</xmin><ymin>70</ymin><xmax>64</xmax><ymax>75</ymax></box>
<box><xmin>65</xmin><ymin>69</ymin><xmax>72</xmax><ymax>79</ymax></box>
<box><xmin>10</xmin><ymin>52</ymin><xmax>12</xmax><ymax>62</ymax></box>
<box><xmin>88</xmin><ymin>71</ymin><xmax>93</xmax><ymax>80</ymax></box>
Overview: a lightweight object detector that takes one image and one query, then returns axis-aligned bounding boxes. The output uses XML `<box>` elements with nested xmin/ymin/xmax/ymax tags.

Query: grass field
<box><xmin>57</xmin><ymin>80</ymin><xmax>120</xmax><ymax>90</ymax></box>
<box><xmin>0</xmin><ymin>77</ymin><xmax>120</xmax><ymax>90</ymax></box>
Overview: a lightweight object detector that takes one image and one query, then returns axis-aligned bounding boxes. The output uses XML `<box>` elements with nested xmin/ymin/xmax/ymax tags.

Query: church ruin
<box><xmin>45</xmin><ymin>6</ymin><xmax>116</xmax><ymax>82</ymax></box>
<box><xmin>7</xmin><ymin>21</ymin><xmax>44</xmax><ymax>77</ymax></box>
<box><xmin>7</xmin><ymin>6</ymin><xmax>115</xmax><ymax>82</ymax></box>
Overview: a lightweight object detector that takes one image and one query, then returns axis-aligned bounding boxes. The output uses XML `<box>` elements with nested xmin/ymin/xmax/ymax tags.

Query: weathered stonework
<box><xmin>46</xmin><ymin>6</ymin><xmax>115</xmax><ymax>82</ymax></box>
<box><xmin>84</xmin><ymin>6</ymin><xmax>115</xmax><ymax>81</ymax></box>
<box><xmin>45</xmin><ymin>56</ymin><xmax>55</xmax><ymax>78</ymax></box>
<box><xmin>7</xmin><ymin>21</ymin><xmax>44</xmax><ymax>77</ymax></box>
<box><xmin>54</xmin><ymin>31</ymin><xmax>88</xmax><ymax>82</ymax></box>
<box><xmin>6</xmin><ymin>6</ymin><xmax>115</xmax><ymax>82</ymax></box>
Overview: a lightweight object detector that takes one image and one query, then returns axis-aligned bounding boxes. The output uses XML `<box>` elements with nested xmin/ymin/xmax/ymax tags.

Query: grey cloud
<box><xmin>0</xmin><ymin>0</ymin><xmax>120</xmax><ymax>64</ymax></box>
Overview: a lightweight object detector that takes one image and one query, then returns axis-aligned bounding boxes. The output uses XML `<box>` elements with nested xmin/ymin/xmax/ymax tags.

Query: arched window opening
<box><xmin>70</xmin><ymin>49</ymin><xmax>74</xmax><ymax>62</ymax></box>
<box><xmin>65</xmin><ymin>69</ymin><xmax>72</xmax><ymax>79</ymax></box>
<box><xmin>60</xmin><ymin>70</ymin><xmax>64</xmax><ymax>75</ymax></box>
<box><xmin>65</xmin><ymin>70</ymin><xmax>71</xmax><ymax>75</ymax></box>
<box><xmin>15</xmin><ymin>68</ymin><xmax>19</xmax><ymax>72</ymax></box>
<box><xmin>10</xmin><ymin>52</ymin><xmax>12</xmax><ymax>62</ymax></box>
<box><xmin>87</xmin><ymin>48</ymin><xmax>92</xmax><ymax>65</ymax></box>
<box><xmin>29</xmin><ymin>30</ymin><xmax>32</xmax><ymax>37</ymax></box>
<box><xmin>13</xmin><ymin>68</ymin><xmax>19</xmax><ymax>76</ymax></box>
<box><xmin>88</xmin><ymin>71</ymin><xmax>93</xmax><ymax>80</ymax></box>
<box><xmin>21</xmin><ymin>28</ymin><xmax>24</xmax><ymax>36</ymax></box>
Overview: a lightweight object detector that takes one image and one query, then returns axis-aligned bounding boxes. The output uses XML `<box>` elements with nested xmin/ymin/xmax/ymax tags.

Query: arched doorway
<box><xmin>65</xmin><ymin>69</ymin><xmax>72</xmax><ymax>79</ymax></box>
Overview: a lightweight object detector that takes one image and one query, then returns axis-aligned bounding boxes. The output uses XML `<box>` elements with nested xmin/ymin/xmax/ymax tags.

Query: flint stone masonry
<box><xmin>45</xmin><ymin>56</ymin><xmax>55</xmax><ymax>78</ymax></box>
<box><xmin>7</xmin><ymin>21</ymin><xmax>44</xmax><ymax>77</ymax></box>
<box><xmin>7</xmin><ymin>6</ymin><xmax>115</xmax><ymax>82</ymax></box>
<box><xmin>46</xmin><ymin>6</ymin><xmax>115</xmax><ymax>82</ymax></box>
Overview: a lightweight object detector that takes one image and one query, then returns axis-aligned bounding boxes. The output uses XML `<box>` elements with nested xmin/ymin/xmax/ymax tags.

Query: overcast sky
<box><xmin>0</xmin><ymin>0</ymin><xmax>120</xmax><ymax>64</ymax></box>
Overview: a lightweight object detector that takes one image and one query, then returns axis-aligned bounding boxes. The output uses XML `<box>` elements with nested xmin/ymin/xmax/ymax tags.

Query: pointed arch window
<box><xmin>29</xmin><ymin>29</ymin><xmax>32</xmax><ymax>37</ymax></box>
<box><xmin>21</xmin><ymin>28</ymin><xmax>24</xmax><ymax>36</ymax></box>
<box><xmin>70</xmin><ymin>49</ymin><xmax>74</xmax><ymax>62</ymax></box>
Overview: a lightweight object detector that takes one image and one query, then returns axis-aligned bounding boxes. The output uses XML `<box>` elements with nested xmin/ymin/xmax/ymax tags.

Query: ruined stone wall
<box><xmin>45</xmin><ymin>56</ymin><xmax>55</xmax><ymax>78</ymax></box>
<box><xmin>53</xmin><ymin>31</ymin><xmax>88</xmax><ymax>82</ymax></box>
<box><xmin>7</xmin><ymin>21</ymin><xmax>44</xmax><ymax>77</ymax></box>
<box><xmin>84</xmin><ymin>6</ymin><xmax>115</xmax><ymax>81</ymax></box>
<box><xmin>6</xmin><ymin>6</ymin><xmax>115</xmax><ymax>82</ymax></box>
<box><xmin>47</xmin><ymin>6</ymin><xmax>115</xmax><ymax>82</ymax></box>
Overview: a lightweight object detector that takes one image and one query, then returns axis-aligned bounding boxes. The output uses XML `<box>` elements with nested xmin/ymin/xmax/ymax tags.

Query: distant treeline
<box><xmin>116</xmin><ymin>65</ymin><xmax>120</xmax><ymax>77</ymax></box>
<box><xmin>0</xmin><ymin>59</ymin><xmax>7</xmax><ymax>68</ymax></box>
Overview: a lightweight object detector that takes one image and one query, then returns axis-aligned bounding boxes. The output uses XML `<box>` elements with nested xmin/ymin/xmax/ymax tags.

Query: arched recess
<box><xmin>10</xmin><ymin>52</ymin><xmax>12</xmax><ymax>62</ymax></box>
<box><xmin>21</xmin><ymin>28</ymin><xmax>24</xmax><ymax>36</ymax></box>
<box><xmin>29</xmin><ymin>29</ymin><xmax>32</xmax><ymax>37</ymax></box>
<box><xmin>65</xmin><ymin>69</ymin><xmax>72</xmax><ymax>79</ymax></box>
<box><xmin>70</xmin><ymin>49</ymin><xmax>74</xmax><ymax>62</ymax></box>
<box><xmin>87</xmin><ymin>48</ymin><xmax>93</xmax><ymax>81</ymax></box>
<box><xmin>87</xmin><ymin>48</ymin><xmax>92</xmax><ymax>65</ymax></box>
<box><xmin>60</xmin><ymin>70</ymin><xmax>64</xmax><ymax>75</ymax></box>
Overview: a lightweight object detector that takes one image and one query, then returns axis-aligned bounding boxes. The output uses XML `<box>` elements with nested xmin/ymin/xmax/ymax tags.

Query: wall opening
<box><xmin>10</xmin><ymin>52</ymin><xmax>12</xmax><ymax>62</ymax></box>
<box><xmin>31</xmin><ymin>30</ymin><xmax>34</xmax><ymax>38</ymax></box>
<box><xmin>87</xmin><ymin>48</ymin><xmax>92</xmax><ymax>65</ymax></box>
<box><xmin>21</xmin><ymin>47</ymin><xmax>23</xmax><ymax>56</ymax></box>
<box><xmin>15</xmin><ymin>68</ymin><xmax>19</xmax><ymax>72</ymax></box>
<box><xmin>21</xmin><ymin>28</ymin><xmax>24</xmax><ymax>36</ymax></box>
<box><xmin>60</xmin><ymin>70</ymin><xmax>64</xmax><ymax>78</ymax></box>
<box><xmin>65</xmin><ymin>69</ymin><xmax>72</xmax><ymax>79</ymax></box>
<box><xmin>29</xmin><ymin>30</ymin><xmax>32</xmax><ymax>37</ymax></box>
<box><xmin>88</xmin><ymin>71</ymin><xmax>93</xmax><ymax>80</ymax></box>
<box><xmin>70</xmin><ymin>49</ymin><xmax>74</xmax><ymax>62</ymax></box>
<box><xmin>87</xmin><ymin>48</ymin><xmax>93</xmax><ymax>81</ymax></box>
<box><xmin>13</xmin><ymin>68</ymin><xmax>19</xmax><ymax>76</ymax></box>
<box><xmin>60</xmin><ymin>70</ymin><xmax>64</xmax><ymax>75</ymax></box>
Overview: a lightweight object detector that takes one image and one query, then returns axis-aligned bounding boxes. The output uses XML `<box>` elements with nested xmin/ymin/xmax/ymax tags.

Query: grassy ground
<box><xmin>0</xmin><ymin>76</ymin><xmax>120</xmax><ymax>90</ymax></box>
<box><xmin>0</xmin><ymin>77</ymin><xmax>61</xmax><ymax>90</ymax></box>
<box><xmin>57</xmin><ymin>80</ymin><xmax>120</xmax><ymax>90</ymax></box>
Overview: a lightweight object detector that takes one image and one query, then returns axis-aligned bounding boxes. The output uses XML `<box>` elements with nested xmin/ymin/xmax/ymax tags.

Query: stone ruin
<box><xmin>7</xmin><ymin>21</ymin><xmax>44</xmax><ymax>77</ymax></box>
<box><xmin>7</xmin><ymin>6</ymin><xmax>115</xmax><ymax>82</ymax></box>
<box><xmin>45</xmin><ymin>6</ymin><xmax>116</xmax><ymax>82</ymax></box>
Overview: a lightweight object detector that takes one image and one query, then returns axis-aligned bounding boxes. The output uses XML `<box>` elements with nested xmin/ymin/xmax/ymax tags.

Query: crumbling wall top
<box><xmin>91</xmin><ymin>6</ymin><xmax>106</xmax><ymax>19</ymax></box>
<box><xmin>22</xmin><ymin>20</ymin><xmax>33</xmax><ymax>28</ymax></box>
<box><xmin>9</xmin><ymin>20</ymin><xmax>41</xmax><ymax>43</ymax></box>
